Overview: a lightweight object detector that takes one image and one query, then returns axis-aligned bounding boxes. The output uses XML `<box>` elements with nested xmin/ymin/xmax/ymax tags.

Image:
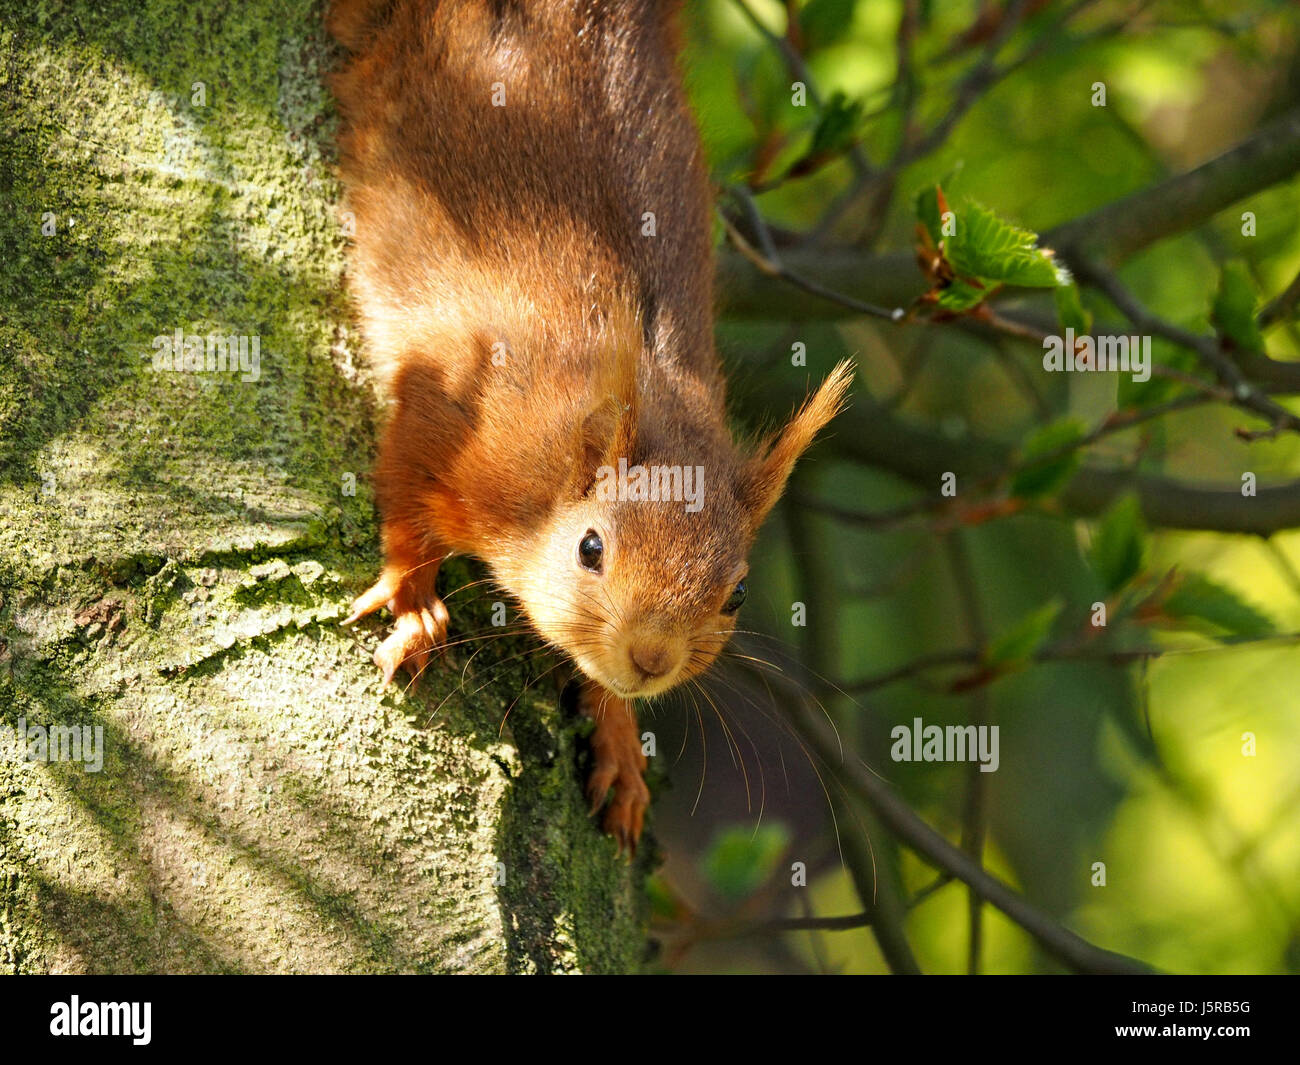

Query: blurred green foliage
<box><xmin>701</xmin><ymin>824</ymin><xmax>793</xmax><ymax>903</ymax></box>
<box><xmin>657</xmin><ymin>0</ymin><xmax>1300</xmax><ymax>974</ymax></box>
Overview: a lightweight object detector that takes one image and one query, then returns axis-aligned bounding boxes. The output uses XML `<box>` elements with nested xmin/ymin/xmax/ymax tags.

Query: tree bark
<box><xmin>0</xmin><ymin>0</ymin><xmax>646</xmax><ymax>974</ymax></box>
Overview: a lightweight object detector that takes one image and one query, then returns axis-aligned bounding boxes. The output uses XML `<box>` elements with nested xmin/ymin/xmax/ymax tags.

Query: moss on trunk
<box><xmin>0</xmin><ymin>0</ymin><xmax>647</xmax><ymax>974</ymax></box>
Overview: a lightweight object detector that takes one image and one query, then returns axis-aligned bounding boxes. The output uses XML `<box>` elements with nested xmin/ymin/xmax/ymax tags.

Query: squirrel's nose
<box><xmin>629</xmin><ymin>640</ymin><xmax>675</xmax><ymax>681</ymax></box>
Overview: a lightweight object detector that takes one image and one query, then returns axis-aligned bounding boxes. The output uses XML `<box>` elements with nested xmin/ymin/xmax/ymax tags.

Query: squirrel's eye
<box><xmin>722</xmin><ymin>580</ymin><xmax>746</xmax><ymax>615</ymax></box>
<box><xmin>578</xmin><ymin>530</ymin><xmax>604</xmax><ymax>572</ymax></box>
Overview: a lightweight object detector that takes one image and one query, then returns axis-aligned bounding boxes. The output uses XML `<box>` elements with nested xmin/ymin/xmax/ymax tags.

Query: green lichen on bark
<box><xmin>0</xmin><ymin>0</ymin><xmax>648</xmax><ymax>973</ymax></box>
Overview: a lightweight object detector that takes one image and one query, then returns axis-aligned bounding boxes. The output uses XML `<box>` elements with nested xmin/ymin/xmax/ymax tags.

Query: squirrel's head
<box><xmin>493</xmin><ymin>356</ymin><xmax>855</xmax><ymax>700</ymax></box>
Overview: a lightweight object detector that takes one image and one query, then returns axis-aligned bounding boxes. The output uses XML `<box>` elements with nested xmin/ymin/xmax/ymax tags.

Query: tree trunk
<box><xmin>0</xmin><ymin>0</ymin><xmax>647</xmax><ymax>974</ymax></box>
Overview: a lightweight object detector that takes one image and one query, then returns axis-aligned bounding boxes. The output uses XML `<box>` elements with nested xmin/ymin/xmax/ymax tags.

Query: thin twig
<box><xmin>1071</xmin><ymin>259</ymin><xmax>1300</xmax><ymax>438</ymax></box>
<box><xmin>842</xmin><ymin>630</ymin><xmax>1300</xmax><ymax>695</ymax></box>
<box><xmin>721</xmin><ymin>197</ymin><xmax>905</xmax><ymax>322</ymax></box>
<box><xmin>945</xmin><ymin>532</ymin><xmax>991</xmax><ymax>975</ymax></box>
<box><xmin>793</xmin><ymin>387</ymin><xmax>1221</xmax><ymax>534</ymax></box>
<box><xmin>899</xmin><ymin>0</ymin><xmax>1032</xmax><ymax>165</ymax></box>
<box><xmin>668</xmin><ymin>910</ymin><xmax>876</xmax><ymax>942</ymax></box>
<box><xmin>1260</xmin><ymin>266</ymin><xmax>1300</xmax><ymax>329</ymax></box>
<box><xmin>770</xmin><ymin>673</ymin><xmax>1156</xmax><ymax>973</ymax></box>
<box><xmin>731</xmin><ymin>0</ymin><xmax>873</xmax><ymax>179</ymax></box>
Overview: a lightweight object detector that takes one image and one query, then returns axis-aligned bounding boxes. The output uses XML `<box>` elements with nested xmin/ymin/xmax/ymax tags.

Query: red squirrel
<box><xmin>329</xmin><ymin>0</ymin><xmax>853</xmax><ymax>851</ymax></box>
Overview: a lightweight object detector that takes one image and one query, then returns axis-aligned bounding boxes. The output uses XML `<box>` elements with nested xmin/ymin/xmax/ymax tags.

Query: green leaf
<box><xmin>986</xmin><ymin>599</ymin><xmax>1064</xmax><ymax>667</ymax></box>
<box><xmin>915</xmin><ymin>183</ymin><xmax>944</xmax><ymax>245</ymax></box>
<box><xmin>799</xmin><ymin>0</ymin><xmax>858</xmax><ymax>52</ymax></box>
<box><xmin>935</xmin><ymin>277</ymin><xmax>988</xmax><ymax>311</ymax></box>
<box><xmin>701</xmin><ymin>824</ymin><xmax>790</xmax><ymax>903</ymax></box>
<box><xmin>1117</xmin><ymin>339</ymin><xmax>1194</xmax><ymax>409</ymax></box>
<box><xmin>744</xmin><ymin>47</ymin><xmax>804</xmax><ymax>130</ymax></box>
<box><xmin>947</xmin><ymin>200</ymin><xmax>1071</xmax><ymax>288</ymax></box>
<box><xmin>645</xmin><ymin>875</ymin><xmax>678</xmax><ymax>920</ymax></box>
<box><xmin>808</xmin><ymin>91</ymin><xmax>863</xmax><ymax>158</ymax></box>
<box><xmin>1054</xmin><ymin>283</ymin><xmax>1093</xmax><ymax>335</ymax></box>
<box><xmin>1009</xmin><ymin>417</ymin><xmax>1086</xmax><ymax>499</ymax></box>
<box><xmin>1090</xmin><ymin>495</ymin><xmax>1146</xmax><ymax>593</ymax></box>
<box><xmin>1212</xmin><ymin>260</ymin><xmax>1264</xmax><ymax>352</ymax></box>
<box><xmin>1163</xmin><ymin>574</ymin><xmax>1275</xmax><ymax>638</ymax></box>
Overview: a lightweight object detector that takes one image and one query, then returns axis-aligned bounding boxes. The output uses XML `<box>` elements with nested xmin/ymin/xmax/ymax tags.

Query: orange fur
<box><xmin>330</xmin><ymin>0</ymin><xmax>853</xmax><ymax>850</ymax></box>
<box><xmin>745</xmin><ymin>359</ymin><xmax>856</xmax><ymax>525</ymax></box>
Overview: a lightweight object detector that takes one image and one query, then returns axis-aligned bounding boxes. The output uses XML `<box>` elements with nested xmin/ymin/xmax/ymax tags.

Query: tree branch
<box><xmin>1048</xmin><ymin>107</ymin><xmax>1300</xmax><ymax>266</ymax></box>
<box><xmin>1069</xmin><ymin>258</ymin><xmax>1300</xmax><ymax>438</ymax></box>
<box><xmin>944</xmin><ymin>532</ymin><xmax>992</xmax><ymax>975</ymax></box>
<box><xmin>752</xmin><ymin>663</ymin><xmax>1157</xmax><ymax>973</ymax></box>
<box><xmin>744</xmin><ymin>378</ymin><xmax>1300</xmax><ymax>535</ymax></box>
<box><xmin>717</xmin><ymin>107</ymin><xmax>1300</xmax><ymax>320</ymax></box>
<box><xmin>842</xmin><ymin>632</ymin><xmax>1300</xmax><ymax>696</ymax></box>
<box><xmin>784</xmin><ymin>486</ymin><xmax>923</xmax><ymax>974</ymax></box>
<box><xmin>672</xmin><ymin>910</ymin><xmax>876</xmax><ymax>942</ymax></box>
<box><xmin>896</xmin><ymin>0</ymin><xmax>1031</xmax><ymax>166</ymax></box>
<box><xmin>720</xmin><ymin>199</ymin><xmax>906</xmax><ymax>321</ymax></box>
<box><xmin>731</xmin><ymin>0</ymin><xmax>874</xmax><ymax>179</ymax></box>
<box><xmin>1260</xmin><ymin>265</ymin><xmax>1300</xmax><ymax>329</ymax></box>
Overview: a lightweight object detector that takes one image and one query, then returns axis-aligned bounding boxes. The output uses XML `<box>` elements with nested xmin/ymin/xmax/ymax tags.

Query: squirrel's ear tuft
<box><xmin>571</xmin><ymin>302</ymin><xmax>641</xmax><ymax>495</ymax></box>
<box><xmin>742</xmin><ymin>360</ymin><xmax>855</xmax><ymax>525</ymax></box>
<box><xmin>574</xmin><ymin>394</ymin><xmax>635</xmax><ymax>495</ymax></box>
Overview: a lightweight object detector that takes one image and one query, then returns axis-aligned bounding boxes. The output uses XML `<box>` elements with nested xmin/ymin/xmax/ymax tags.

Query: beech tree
<box><xmin>0</xmin><ymin>0</ymin><xmax>645</xmax><ymax>974</ymax></box>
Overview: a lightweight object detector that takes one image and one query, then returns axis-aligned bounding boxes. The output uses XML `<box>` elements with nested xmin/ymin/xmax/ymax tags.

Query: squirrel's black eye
<box><xmin>722</xmin><ymin>580</ymin><xmax>746</xmax><ymax>615</ymax></box>
<box><xmin>578</xmin><ymin>530</ymin><xmax>604</xmax><ymax>572</ymax></box>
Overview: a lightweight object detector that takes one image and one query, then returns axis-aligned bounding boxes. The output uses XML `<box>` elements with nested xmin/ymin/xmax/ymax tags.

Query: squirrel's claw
<box><xmin>350</xmin><ymin>558</ymin><xmax>449</xmax><ymax>687</ymax></box>
<box><xmin>372</xmin><ymin>600</ymin><xmax>449</xmax><ymax>687</ymax></box>
<box><xmin>586</xmin><ymin>764</ymin><xmax>648</xmax><ymax>854</ymax></box>
<box><xmin>588</xmin><ymin>777</ymin><xmax>641</xmax><ymax>856</ymax></box>
<box><xmin>345</xmin><ymin>572</ymin><xmax>399</xmax><ymax>625</ymax></box>
<box><xmin>580</xmin><ymin>683</ymin><xmax>650</xmax><ymax>855</ymax></box>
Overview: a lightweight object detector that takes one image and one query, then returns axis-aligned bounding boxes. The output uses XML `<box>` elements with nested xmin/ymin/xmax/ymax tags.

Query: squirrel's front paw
<box><xmin>580</xmin><ymin>684</ymin><xmax>649</xmax><ymax>855</ymax></box>
<box><xmin>587</xmin><ymin>756</ymin><xmax>650</xmax><ymax>857</ymax></box>
<box><xmin>346</xmin><ymin>566</ymin><xmax>449</xmax><ymax>686</ymax></box>
<box><xmin>372</xmin><ymin>599</ymin><xmax>449</xmax><ymax>685</ymax></box>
